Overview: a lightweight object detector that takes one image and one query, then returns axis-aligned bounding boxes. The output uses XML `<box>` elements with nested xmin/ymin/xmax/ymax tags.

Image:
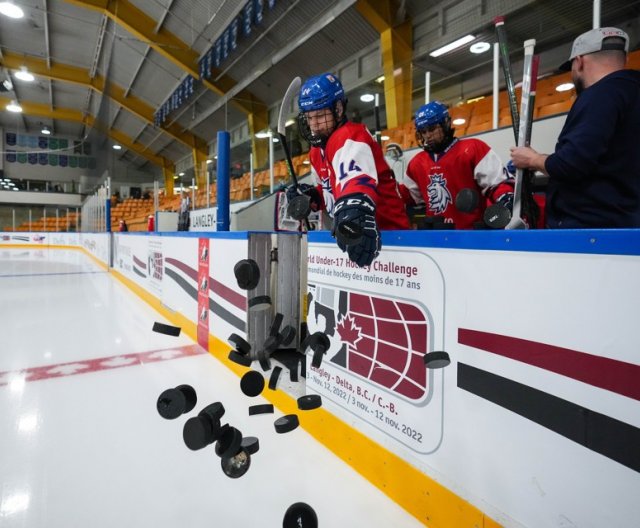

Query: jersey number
<box><xmin>339</xmin><ymin>159</ymin><xmax>362</xmax><ymax>180</ymax></box>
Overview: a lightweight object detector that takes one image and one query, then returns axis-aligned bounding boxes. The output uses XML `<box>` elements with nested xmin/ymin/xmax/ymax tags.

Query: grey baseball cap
<box><xmin>559</xmin><ymin>27</ymin><xmax>629</xmax><ymax>71</ymax></box>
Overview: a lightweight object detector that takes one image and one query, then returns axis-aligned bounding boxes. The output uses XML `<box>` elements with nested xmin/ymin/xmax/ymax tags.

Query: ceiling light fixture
<box><xmin>556</xmin><ymin>82</ymin><xmax>574</xmax><ymax>92</ymax></box>
<box><xmin>360</xmin><ymin>93</ymin><xmax>375</xmax><ymax>103</ymax></box>
<box><xmin>470</xmin><ymin>42</ymin><xmax>491</xmax><ymax>54</ymax></box>
<box><xmin>206</xmin><ymin>159</ymin><xmax>212</xmax><ymax>164</ymax></box>
<box><xmin>112</xmin><ymin>144</ymin><xmax>122</xmax><ymax>150</ymax></box>
<box><xmin>255</xmin><ymin>130</ymin><xmax>271</xmax><ymax>139</ymax></box>
<box><xmin>375</xmin><ymin>75</ymin><xmax>385</xmax><ymax>83</ymax></box>
<box><xmin>179</xmin><ymin>172</ymin><xmax>185</xmax><ymax>176</ymax></box>
<box><xmin>452</xmin><ymin>118</ymin><xmax>466</xmax><ymax>125</ymax></box>
<box><xmin>41</xmin><ymin>126</ymin><xmax>51</xmax><ymax>135</ymax></box>
<box><xmin>6</xmin><ymin>100</ymin><xmax>22</xmax><ymax>112</ymax></box>
<box><xmin>14</xmin><ymin>67</ymin><xmax>34</xmax><ymax>82</ymax></box>
<box><xmin>429</xmin><ymin>34</ymin><xmax>475</xmax><ymax>58</ymax></box>
<box><xmin>0</xmin><ymin>2</ymin><xmax>24</xmax><ymax>19</ymax></box>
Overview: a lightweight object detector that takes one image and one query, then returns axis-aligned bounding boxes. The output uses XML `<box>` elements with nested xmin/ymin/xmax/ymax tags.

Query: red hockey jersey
<box><xmin>309</xmin><ymin>122</ymin><xmax>410</xmax><ymax>230</ymax></box>
<box><xmin>401</xmin><ymin>138</ymin><xmax>514</xmax><ymax>229</ymax></box>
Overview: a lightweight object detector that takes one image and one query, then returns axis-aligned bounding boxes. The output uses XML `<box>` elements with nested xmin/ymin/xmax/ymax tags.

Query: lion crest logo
<box><xmin>427</xmin><ymin>173</ymin><xmax>452</xmax><ymax>214</ymax></box>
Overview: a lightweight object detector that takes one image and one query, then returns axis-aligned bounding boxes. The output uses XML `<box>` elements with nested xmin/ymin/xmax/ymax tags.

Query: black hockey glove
<box><xmin>483</xmin><ymin>192</ymin><xmax>514</xmax><ymax>229</ymax></box>
<box><xmin>332</xmin><ymin>193</ymin><xmax>381</xmax><ymax>268</ymax></box>
<box><xmin>285</xmin><ymin>183</ymin><xmax>322</xmax><ymax>221</ymax></box>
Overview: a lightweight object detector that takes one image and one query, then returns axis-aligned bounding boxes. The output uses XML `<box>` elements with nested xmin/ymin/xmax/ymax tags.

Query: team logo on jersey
<box><xmin>427</xmin><ymin>173</ymin><xmax>452</xmax><ymax>214</ymax></box>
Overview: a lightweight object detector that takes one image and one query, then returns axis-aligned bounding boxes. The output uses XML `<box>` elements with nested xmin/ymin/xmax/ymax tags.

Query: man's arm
<box><xmin>510</xmin><ymin>146</ymin><xmax>549</xmax><ymax>176</ymax></box>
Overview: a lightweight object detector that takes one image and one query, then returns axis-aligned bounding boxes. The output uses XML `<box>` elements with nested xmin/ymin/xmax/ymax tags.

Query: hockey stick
<box><xmin>277</xmin><ymin>77</ymin><xmax>312</xmax><ymax>230</ymax></box>
<box><xmin>506</xmin><ymin>40</ymin><xmax>538</xmax><ymax>230</ymax></box>
<box><xmin>494</xmin><ymin>16</ymin><xmax>519</xmax><ymax>141</ymax></box>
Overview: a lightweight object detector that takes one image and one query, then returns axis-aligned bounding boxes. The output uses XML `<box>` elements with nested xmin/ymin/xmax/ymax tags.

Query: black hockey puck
<box><xmin>221</xmin><ymin>449</ymin><xmax>251</xmax><ymax>479</ymax></box>
<box><xmin>156</xmin><ymin>384</ymin><xmax>197</xmax><ymax>419</ymax></box>
<box><xmin>248</xmin><ymin>295</ymin><xmax>272</xmax><ymax>311</ymax></box>
<box><xmin>248</xmin><ymin>403</ymin><xmax>274</xmax><ymax>416</ymax></box>
<box><xmin>199</xmin><ymin>401</ymin><xmax>225</xmax><ymax>422</ymax></box>
<box><xmin>228</xmin><ymin>333</ymin><xmax>251</xmax><ymax>355</ymax></box>
<box><xmin>483</xmin><ymin>203</ymin><xmax>512</xmax><ymax>229</ymax></box>
<box><xmin>268</xmin><ymin>366</ymin><xmax>283</xmax><ymax>390</ymax></box>
<box><xmin>183</xmin><ymin>415</ymin><xmax>216</xmax><ymax>451</ymax></box>
<box><xmin>228</xmin><ymin>350</ymin><xmax>252</xmax><ymax>367</ymax></box>
<box><xmin>241</xmin><ymin>436</ymin><xmax>260</xmax><ymax>455</ymax></box>
<box><xmin>240</xmin><ymin>370</ymin><xmax>265</xmax><ymax>397</ymax></box>
<box><xmin>258</xmin><ymin>350</ymin><xmax>272</xmax><ymax>371</ymax></box>
<box><xmin>286</xmin><ymin>194</ymin><xmax>312</xmax><ymax>221</ymax></box>
<box><xmin>335</xmin><ymin>220</ymin><xmax>363</xmax><ymax>246</ymax></box>
<box><xmin>274</xmin><ymin>414</ymin><xmax>299</xmax><ymax>434</ymax></box>
<box><xmin>152</xmin><ymin>321</ymin><xmax>181</xmax><ymax>336</ymax></box>
<box><xmin>297</xmin><ymin>394</ymin><xmax>322</xmax><ymax>411</ymax></box>
<box><xmin>279</xmin><ymin>325</ymin><xmax>296</xmax><ymax>346</ymax></box>
<box><xmin>455</xmin><ymin>188</ymin><xmax>480</xmax><ymax>213</ymax></box>
<box><xmin>423</xmin><ymin>351</ymin><xmax>451</xmax><ymax>369</ymax></box>
<box><xmin>234</xmin><ymin>259</ymin><xmax>260</xmax><ymax>290</ymax></box>
<box><xmin>215</xmin><ymin>426</ymin><xmax>243</xmax><ymax>459</ymax></box>
<box><xmin>290</xmin><ymin>363</ymin><xmax>299</xmax><ymax>382</ymax></box>
<box><xmin>283</xmin><ymin>502</ymin><xmax>318</xmax><ymax>528</ymax></box>
<box><xmin>269</xmin><ymin>312</ymin><xmax>284</xmax><ymax>337</ymax></box>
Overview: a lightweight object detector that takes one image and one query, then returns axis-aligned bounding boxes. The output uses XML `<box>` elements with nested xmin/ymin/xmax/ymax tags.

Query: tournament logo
<box><xmin>427</xmin><ymin>173</ymin><xmax>452</xmax><ymax>215</ymax></box>
<box><xmin>308</xmin><ymin>285</ymin><xmax>428</xmax><ymax>400</ymax></box>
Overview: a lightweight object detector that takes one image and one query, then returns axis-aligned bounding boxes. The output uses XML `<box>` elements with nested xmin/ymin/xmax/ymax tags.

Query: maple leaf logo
<box><xmin>337</xmin><ymin>314</ymin><xmax>362</xmax><ymax>348</ymax></box>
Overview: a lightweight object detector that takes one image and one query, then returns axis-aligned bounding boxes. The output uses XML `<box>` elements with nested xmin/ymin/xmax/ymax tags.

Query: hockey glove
<box><xmin>332</xmin><ymin>193</ymin><xmax>381</xmax><ymax>268</ymax></box>
<box><xmin>285</xmin><ymin>183</ymin><xmax>322</xmax><ymax>221</ymax></box>
<box><xmin>483</xmin><ymin>192</ymin><xmax>514</xmax><ymax>229</ymax></box>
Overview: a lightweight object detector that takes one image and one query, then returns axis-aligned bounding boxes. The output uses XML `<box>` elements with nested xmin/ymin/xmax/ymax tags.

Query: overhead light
<box><xmin>375</xmin><ymin>75</ymin><xmax>385</xmax><ymax>83</ymax></box>
<box><xmin>173</xmin><ymin>175</ymin><xmax>178</xmax><ymax>179</ymax></box>
<box><xmin>0</xmin><ymin>2</ymin><xmax>25</xmax><ymax>19</ymax></box>
<box><xmin>556</xmin><ymin>82</ymin><xmax>574</xmax><ymax>92</ymax></box>
<box><xmin>452</xmin><ymin>118</ymin><xmax>466</xmax><ymax>125</ymax></box>
<box><xmin>285</xmin><ymin>118</ymin><xmax>295</xmax><ymax>127</ymax></box>
<box><xmin>466</xmin><ymin>96</ymin><xmax>485</xmax><ymax>104</ymax></box>
<box><xmin>206</xmin><ymin>159</ymin><xmax>212</xmax><ymax>164</ymax></box>
<box><xmin>302</xmin><ymin>160</ymin><xmax>310</xmax><ymax>165</ymax></box>
<box><xmin>14</xmin><ymin>67</ymin><xmax>34</xmax><ymax>82</ymax></box>
<box><xmin>13</xmin><ymin>187</ymin><xmax>18</xmax><ymax>191</ymax></box>
<box><xmin>381</xmin><ymin>135</ymin><xmax>390</xmax><ymax>141</ymax></box>
<box><xmin>112</xmin><ymin>144</ymin><xmax>122</xmax><ymax>150</ymax></box>
<box><xmin>255</xmin><ymin>130</ymin><xmax>271</xmax><ymax>138</ymax></box>
<box><xmin>469</xmin><ymin>42</ymin><xmax>491</xmax><ymax>54</ymax></box>
<box><xmin>272</xmin><ymin>137</ymin><xmax>279</xmax><ymax>143</ymax></box>
<box><xmin>41</xmin><ymin>126</ymin><xmax>51</xmax><ymax>135</ymax></box>
<box><xmin>179</xmin><ymin>172</ymin><xmax>185</xmax><ymax>176</ymax></box>
<box><xmin>429</xmin><ymin>34</ymin><xmax>475</xmax><ymax>58</ymax></box>
<box><xmin>6</xmin><ymin>100</ymin><xmax>22</xmax><ymax>112</ymax></box>
<box><xmin>360</xmin><ymin>93</ymin><xmax>375</xmax><ymax>103</ymax></box>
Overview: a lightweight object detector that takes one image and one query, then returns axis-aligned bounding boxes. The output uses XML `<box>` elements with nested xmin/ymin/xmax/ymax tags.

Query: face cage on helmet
<box><xmin>415</xmin><ymin>117</ymin><xmax>454</xmax><ymax>153</ymax></box>
<box><xmin>297</xmin><ymin>101</ymin><xmax>347</xmax><ymax>148</ymax></box>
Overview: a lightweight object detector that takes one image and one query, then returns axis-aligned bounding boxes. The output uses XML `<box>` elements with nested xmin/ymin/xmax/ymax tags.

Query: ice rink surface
<box><xmin>0</xmin><ymin>248</ymin><xmax>422</xmax><ymax>527</ymax></box>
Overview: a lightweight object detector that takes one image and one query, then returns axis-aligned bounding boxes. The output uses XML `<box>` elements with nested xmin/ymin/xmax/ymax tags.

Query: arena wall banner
<box><xmin>79</xmin><ymin>232</ymin><xmax>110</xmax><ymax>267</ymax></box>
<box><xmin>306</xmin><ymin>229</ymin><xmax>640</xmax><ymax>528</ymax></box>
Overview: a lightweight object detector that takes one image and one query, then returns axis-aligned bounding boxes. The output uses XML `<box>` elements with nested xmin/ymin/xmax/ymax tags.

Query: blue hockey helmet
<box><xmin>414</xmin><ymin>101</ymin><xmax>454</xmax><ymax>152</ymax></box>
<box><xmin>414</xmin><ymin>101</ymin><xmax>450</xmax><ymax>130</ymax></box>
<box><xmin>298</xmin><ymin>73</ymin><xmax>346</xmax><ymax>112</ymax></box>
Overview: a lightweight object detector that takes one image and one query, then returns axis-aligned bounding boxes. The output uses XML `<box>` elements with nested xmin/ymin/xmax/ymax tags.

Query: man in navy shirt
<box><xmin>511</xmin><ymin>27</ymin><xmax>640</xmax><ymax>228</ymax></box>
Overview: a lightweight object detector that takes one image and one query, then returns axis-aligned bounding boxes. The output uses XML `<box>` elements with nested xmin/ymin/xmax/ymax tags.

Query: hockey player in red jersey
<box><xmin>286</xmin><ymin>72</ymin><xmax>410</xmax><ymax>267</ymax></box>
<box><xmin>399</xmin><ymin>101</ymin><xmax>515</xmax><ymax>229</ymax></box>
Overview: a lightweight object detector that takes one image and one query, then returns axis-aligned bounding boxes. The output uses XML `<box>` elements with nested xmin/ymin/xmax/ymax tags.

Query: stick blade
<box><xmin>277</xmin><ymin>77</ymin><xmax>302</xmax><ymax>135</ymax></box>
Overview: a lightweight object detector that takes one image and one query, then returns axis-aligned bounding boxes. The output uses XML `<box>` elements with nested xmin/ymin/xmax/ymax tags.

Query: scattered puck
<box><xmin>152</xmin><ymin>322</ymin><xmax>181</xmax><ymax>337</ymax></box>
<box><xmin>248</xmin><ymin>403</ymin><xmax>274</xmax><ymax>416</ymax></box>
<box><xmin>286</xmin><ymin>194</ymin><xmax>312</xmax><ymax>221</ymax></box>
<box><xmin>483</xmin><ymin>203</ymin><xmax>511</xmax><ymax>229</ymax></box>
<box><xmin>248</xmin><ymin>295</ymin><xmax>272</xmax><ymax>311</ymax></box>
<box><xmin>335</xmin><ymin>220</ymin><xmax>363</xmax><ymax>246</ymax></box>
<box><xmin>228</xmin><ymin>350</ymin><xmax>252</xmax><ymax>367</ymax></box>
<box><xmin>234</xmin><ymin>259</ymin><xmax>260</xmax><ymax>290</ymax></box>
<box><xmin>283</xmin><ymin>502</ymin><xmax>318</xmax><ymax>528</ymax></box>
<box><xmin>183</xmin><ymin>415</ymin><xmax>215</xmax><ymax>451</ymax></box>
<box><xmin>274</xmin><ymin>414</ymin><xmax>299</xmax><ymax>434</ymax></box>
<box><xmin>258</xmin><ymin>350</ymin><xmax>272</xmax><ymax>371</ymax></box>
<box><xmin>221</xmin><ymin>449</ymin><xmax>251</xmax><ymax>479</ymax></box>
<box><xmin>228</xmin><ymin>333</ymin><xmax>251</xmax><ymax>355</ymax></box>
<box><xmin>290</xmin><ymin>363</ymin><xmax>299</xmax><ymax>383</ymax></box>
<box><xmin>455</xmin><ymin>188</ymin><xmax>480</xmax><ymax>213</ymax></box>
<box><xmin>240</xmin><ymin>370</ymin><xmax>265</xmax><ymax>397</ymax></box>
<box><xmin>264</xmin><ymin>334</ymin><xmax>282</xmax><ymax>354</ymax></box>
<box><xmin>241</xmin><ymin>436</ymin><xmax>260</xmax><ymax>455</ymax></box>
<box><xmin>268</xmin><ymin>366</ymin><xmax>282</xmax><ymax>390</ymax></box>
<box><xmin>215</xmin><ymin>426</ymin><xmax>243</xmax><ymax>459</ymax></box>
<box><xmin>156</xmin><ymin>384</ymin><xmax>197</xmax><ymax>419</ymax></box>
<box><xmin>311</xmin><ymin>348</ymin><xmax>324</xmax><ymax>368</ymax></box>
<box><xmin>297</xmin><ymin>394</ymin><xmax>322</xmax><ymax>411</ymax></box>
<box><xmin>423</xmin><ymin>351</ymin><xmax>451</xmax><ymax>369</ymax></box>
<box><xmin>279</xmin><ymin>325</ymin><xmax>296</xmax><ymax>346</ymax></box>
<box><xmin>199</xmin><ymin>402</ymin><xmax>225</xmax><ymax>422</ymax></box>
<box><xmin>269</xmin><ymin>312</ymin><xmax>284</xmax><ymax>337</ymax></box>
